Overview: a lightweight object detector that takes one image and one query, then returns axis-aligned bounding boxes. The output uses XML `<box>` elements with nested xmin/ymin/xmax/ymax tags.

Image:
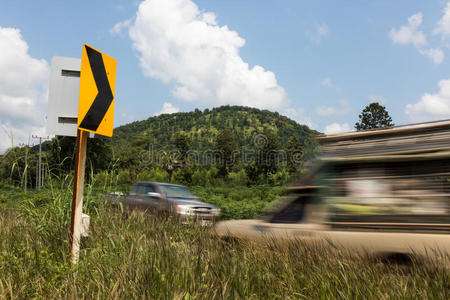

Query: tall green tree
<box><xmin>174</xmin><ymin>133</ymin><xmax>190</xmax><ymax>165</ymax></box>
<box><xmin>355</xmin><ymin>102</ymin><xmax>394</xmax><ymax>131</ymax></box>
<box><xmin>286</xmin><ymin>136</ymin><xmax>303</xmax><ymax>174</ymax></box>
<box><xmin>214</xmin><ymin>128</ymin><xmax>237</xmax><ymax>176</ymax></box>
<box><xmin>256</xmin><ymin>129</ymin><xmax>279</xmax><ymax>184</ymax></box>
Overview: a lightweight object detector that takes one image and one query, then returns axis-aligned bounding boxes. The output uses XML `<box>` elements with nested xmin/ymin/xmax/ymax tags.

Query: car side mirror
<box><xmin>147</xmin><ymin>192</ymin><xmax>161</xmax><ymax>198</ymax></box>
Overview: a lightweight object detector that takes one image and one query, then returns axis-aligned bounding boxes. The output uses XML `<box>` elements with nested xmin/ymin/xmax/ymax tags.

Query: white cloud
<box><xmin>122</xmin><ymin>0</ymin><xmax>288</xmax><ymax>110</ymax></box>
<box><xmin>321</xmin><ymin>78</ymin><xmax>339</xmax><ymax>91</ymax></box>
<box><xmin>389</xmin><ymin>13</ymin><xmax>427</xmax><ymax>47</ymax></box>
<box><xmin>434</xmin><ymin>2</ymin><xmax>450</xmax><ymax>38</ymax></box>
<box><xmin>283</xmin><ymin>107</ymin><xmax>316</xmax><ymax>129</ymax></box>
<box><xmin>116</xmin><ymin>4</ymin><xmax>125</xmax><ymax>11</ymax></box>
<box><xmin>306</xmin><ymin>23</ymin><xmax>330</xmax><ymax>45</ymax></box>
<box><xmin>0</xmin><ymin>27</ymin><xmax>49</xmax><ymax>153</ymax></box>
<box><xmin>405</xmin><ymin>79</ymin><xmax>450</xmax><ymax>121</ymax></box>
<box><xmin>419</xmin><ymin>47</ymin><xmax>444</xmax><ymax>64</ymax></box>
<box><xmin>324</xmin><ymin>122</ymin><xmax>351</xmax><ymax>135</ymax></box>
<box><xmin>155</xmin><ymin>102</ymin><xmax>180</xmax><ymax>115</ymax></box>
<box><xmin>315</xmin><ymin>99</ymin><xmax>350</xmax><ymax>116</ymax></box>
<box><xmin>110</xmin><ymin>18</ymin><xmax>133</xmax><ymax>35</ymax></box>
<box><xmin>389</xmin><ymin>12</ymin><xmax>444</xmax><ymax>64</ymax></box>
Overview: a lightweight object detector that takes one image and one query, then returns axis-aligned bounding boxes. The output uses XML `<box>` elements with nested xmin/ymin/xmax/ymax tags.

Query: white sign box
<box><xmin>46</xmin><ymin>56</ymin><xmax>82</xmax><ymax>137</ymax></box>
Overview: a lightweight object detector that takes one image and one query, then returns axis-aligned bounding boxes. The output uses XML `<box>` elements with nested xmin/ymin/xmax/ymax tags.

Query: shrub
<box><xmin>226</xmin><ymin>169</ymin><xmax>248</xmax><ymax>186</ymax></box>
<box><xmin>94</xmin><ymin>170</ymin><xmax>108</xmax><ymax>187</ymax></box>
<box><xmin>173</xmin><ymin>166</ymin><xmax>194</xmax><ymax>185</ymax></box>
<box><xmin>191</xmin><ymin>168</ymin><xmax>208</xmax><ymax>186</ymax></box>
<box><xmin>268</xmin><ymin>169</ymin><xmax>290</xmax><ymax>186</ymax></box>
<box><xmin>137</xmin><ymin>168</ymin><xmax>169</xmax><ymax>183</ymax></box>
<box><xmin>117</xmin><ymin>170</ymin><xmax>133</xmax><ymax>186</ymax></box>
<box><xmin>190</xmin><ymin>185</ymin><xmax>285</xmax><ymax>220</ymax></box>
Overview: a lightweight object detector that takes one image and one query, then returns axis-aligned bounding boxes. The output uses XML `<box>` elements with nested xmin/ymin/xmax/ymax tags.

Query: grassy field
<box><xmin>0</xmin><ymin>184</ymin><xmax>449</xmax><ymax>299</ymax></box>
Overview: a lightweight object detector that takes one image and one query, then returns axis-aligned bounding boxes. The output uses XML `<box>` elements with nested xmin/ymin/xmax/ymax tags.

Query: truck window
<box><xmin>142</xmin><ymin>185</ymin><xmax>155</xmax><ymax>194</ymax></box>
<box><xmin>158</xmin><ymin>185</ymin><xmax>196</xmax><ymax>199</ymax></box>
<box><xmin>270</xmin><ymin>195</ymin><xmax>310</xmax><ymax>223</ymax></box>
<box><xmin>136</xmin><ymin>185</ymin><xmax>155</xmax><ymax>195</ymax></box>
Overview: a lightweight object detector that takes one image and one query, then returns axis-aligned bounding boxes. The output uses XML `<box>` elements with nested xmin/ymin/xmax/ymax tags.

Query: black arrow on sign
<box><xmin>79</xmin><ymin>45</ymin><xmax>114</xmax><ymax>132</ymax></box>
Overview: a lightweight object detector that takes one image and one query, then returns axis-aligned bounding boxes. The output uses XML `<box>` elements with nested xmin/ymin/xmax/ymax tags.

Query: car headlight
<box><xmin>175</xmin><ymin>205</ymin><xmax>193</xmax><ymax>215</ymax></box>
<box><xmin>211</xmin><ymin>208</ymin><xmax>221</xmax><ymax>216</ymax></box>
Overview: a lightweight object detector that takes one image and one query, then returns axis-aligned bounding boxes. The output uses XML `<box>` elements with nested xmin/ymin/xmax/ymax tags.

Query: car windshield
<box><xmin>158</xmin><ymin>184</ymin><xmax>197</xmax><ymax>199</ymax></box>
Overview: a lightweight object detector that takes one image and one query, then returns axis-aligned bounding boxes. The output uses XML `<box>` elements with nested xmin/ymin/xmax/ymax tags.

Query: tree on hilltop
<box><xmin>355</xmin><ymin>102</ymin><xmax>393</xmax><ymax>131</ymax></box>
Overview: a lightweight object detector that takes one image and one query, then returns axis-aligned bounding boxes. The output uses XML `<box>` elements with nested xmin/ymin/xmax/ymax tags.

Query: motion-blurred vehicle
<box><xmin>112</xmin><ymin>182</ymin><xmax>220</xmax><ymax>225</ymax></box>
<box><xmin>216</xmin><ymin>120</ymin><xmax>450</xmax><ymax>258</ymax></box>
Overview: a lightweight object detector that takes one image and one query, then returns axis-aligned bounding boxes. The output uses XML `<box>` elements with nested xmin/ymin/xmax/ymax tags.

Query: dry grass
<box><xmin>0</xmin><ymin>188</ymin><xmax>449</xmax><ymax>299</ymax></box>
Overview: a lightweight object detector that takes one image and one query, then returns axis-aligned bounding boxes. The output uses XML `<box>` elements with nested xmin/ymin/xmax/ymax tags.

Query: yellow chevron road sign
<box><xmin>77</xmin><ymin>44</ymin><xmax>117</xmax><ymax>137</ymax></box>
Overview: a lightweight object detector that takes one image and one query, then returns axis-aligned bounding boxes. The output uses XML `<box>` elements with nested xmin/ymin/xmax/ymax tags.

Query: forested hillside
<box><xmin>112</xmin><ymin>105</ymin><xmax>317</xmax><ymax>153</ymax></box>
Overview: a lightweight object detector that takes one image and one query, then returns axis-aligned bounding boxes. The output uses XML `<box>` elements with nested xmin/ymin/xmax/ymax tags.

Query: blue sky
<box><xmin>1</xmin><ymin>0</ymin><xmax>450</xmax><ymax>151</ymax></box>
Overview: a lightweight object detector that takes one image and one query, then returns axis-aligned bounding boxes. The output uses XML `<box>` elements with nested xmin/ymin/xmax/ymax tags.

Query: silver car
<box><xmin>116</xmin><ymin>182</ymin><xmax>220</xmax><ymax>224</ymax></box>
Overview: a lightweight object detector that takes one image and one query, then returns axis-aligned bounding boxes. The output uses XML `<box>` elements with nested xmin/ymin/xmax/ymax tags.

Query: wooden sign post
<box><xmin>69</xmin><ymin>44</ymin><xmax>117</xmax><ymax>264</ymax></box>
<box><xmin>69</xmin><ymin>129</ymin><xmax>88</xmax><ymax>263</ymax></box>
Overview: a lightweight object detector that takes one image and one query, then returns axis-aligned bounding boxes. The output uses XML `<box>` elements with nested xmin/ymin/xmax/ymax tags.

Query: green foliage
<box><xmin>48</xmin><ymin>136</ymin><xmax>113</xmax><ymax>176</ymax></box>
<box><xmin>191</xmin><ymin>168</ymin><xmax>208</xmax><ymax>186</ymax></box>
<box><xmin>255</xmin><ymin>128</ymin><xmax>280</xmax><ymax>183</ymax></box>
<box><xmin>226</xmin><ymin>169</ymin><xmax>248</xmax><ymax>186</ymax></box>
<box><xmin>191</xmin><ymin>185</ymin><xmax>284</xmax><ymax>220</ymax></box>
<box><xmin>0</xmin><ymin>145</ymin><xmax>43</xmax><ymax>190</ymax></box>
<box><xmin>174</xmin><ymin>133</ymin><xmax>190</xmax><ymax>164</ymax></box>
<box><xmin>117</xmin><ymin>170</ymin><xmax>133</xmax><ymax>186</ymax></box>
<box><xmin>93</xmin><ymin>170</ymin><xmax>108</xmax><ymax>186</ymax></box>
<box><xmin>137</xmin><ymin>168</ymin><xmax>170</xmax><ymax>183</ymax></box>
<box><xmin>92</xmin><ymin>165</ymin><xmax>289</xmax><ymax>190</ymax></box>
<box><xmin>244</xmin><ymin>162</ymin><xmax>263</xmax><ymax>185</ymax></box>
<box><xmin>286</xmin><ymin>135</ymin><xmax>303</xmax><ymax>174</ymax></box>
<box><xmin>173</xmin><ymin>166</ymin><xmax>194</xmax><ymax>185</ymax></box>
<box><xmin>112</xmin><ymin>105</ymin><xmax>317</xmax><ymax>157</ymax></box>
<box><xmin>0</xmin><ymin>184</ymin><xmax>24</xmax><ymax>208</ymax></box>
<box><xmin>355</xmin><ymin>102</ymin><xmax>394</xmax><ymax>131</ymax></box>
<box><xmin>191</xmin><ymin>167</ymin><xmax>221</xmax><ymax>186</ymax></box>
<box><xmin>268</xmin><ymin>169</ymin><xmax>290</xmax><ymax>186</ymax></box>
<box><xmin>0</xmin><ymin>147</ymin><xmax>26</xmax><ymax>185</ymax></box>
<box><xmin>214</xmin><ymin>128</ymin><xmax>237</xmax><ymax>176</ymax></box>
<box><xmin>1</xmin><ymin>106</ymin><xmax>318</xmax><ymax>188</ymax></box>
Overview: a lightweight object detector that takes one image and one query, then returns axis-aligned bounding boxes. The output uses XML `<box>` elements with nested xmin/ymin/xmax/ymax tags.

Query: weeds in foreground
<box><xmin>0</xmin><ymin>188</ymin><xmax>448</xmax><ymax>299</ymax></box>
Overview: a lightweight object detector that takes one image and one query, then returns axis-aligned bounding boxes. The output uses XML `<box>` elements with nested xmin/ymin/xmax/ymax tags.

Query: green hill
<box><xmin>112</xmin><ymin>105</ymin><xmax>318</xmax><ymax>154</ymax></box>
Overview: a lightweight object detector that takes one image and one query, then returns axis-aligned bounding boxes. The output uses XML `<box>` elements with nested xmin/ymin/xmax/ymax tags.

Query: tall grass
<box><xmin>0</xmin><ymin>187</ymin><xmax>448</xmax><ymax>299</ymax></box>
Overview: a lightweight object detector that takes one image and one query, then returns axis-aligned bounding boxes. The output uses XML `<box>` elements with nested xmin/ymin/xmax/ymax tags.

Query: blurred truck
<box><xmin>215</xmin><ymin>120</ymin><xmax>450</xmax><ymax>258</ymax></box>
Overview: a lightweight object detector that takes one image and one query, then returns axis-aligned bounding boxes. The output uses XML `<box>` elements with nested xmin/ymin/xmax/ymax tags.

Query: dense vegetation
<box><xmin>110</xmin><ymin>105</ymin><xmax>317</xmax><ymax>184</ymax></box>
<box><xmin>0</xmin><ymin>105</ymin><xmax>318</xmax><ymax>189</ymax></box>
<box><xmin>112</xmin><ymin>105</ymin><xmax>316</xmax><ymax>152</ymax></box>
<box><xmin>0</xmin><ymin>185</ymin><xmax>448</xmax><ymax>299</ymax></box>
